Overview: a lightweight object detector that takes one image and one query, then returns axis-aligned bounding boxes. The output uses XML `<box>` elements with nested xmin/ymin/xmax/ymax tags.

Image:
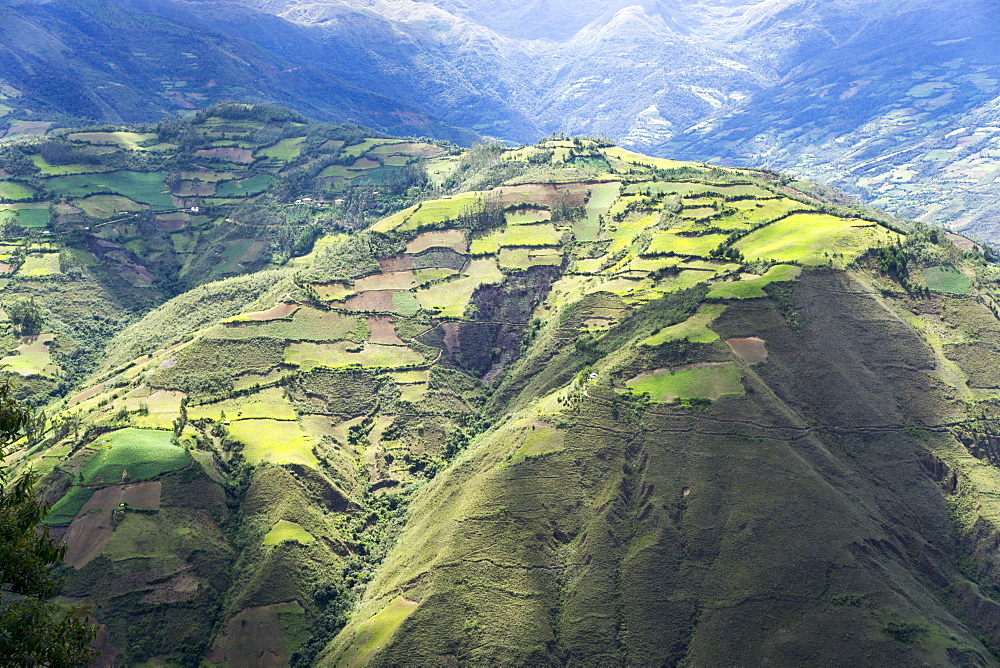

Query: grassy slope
<box><xmin>16</xmin><ymin>134</ymin><xmax>1000</xmax><ymax>666</ymax></box>
<box><xmin>323</xmin><ymin>269</ymin><xmax>999</xmax><ymax>666</ymax></box>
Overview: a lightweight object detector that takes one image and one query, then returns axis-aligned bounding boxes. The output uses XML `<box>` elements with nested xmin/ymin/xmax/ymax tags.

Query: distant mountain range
<box><xmin>2</xmin><ymin>0</ymin><xmax>999</xmax><ymax>238</ymax></box>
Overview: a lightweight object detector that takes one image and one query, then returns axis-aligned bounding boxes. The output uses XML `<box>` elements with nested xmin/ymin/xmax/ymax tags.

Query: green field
<box><xmin>626</xmin><ymin>363</ymin><xmax>744</xmax><ymax>402</ymax></box>
<box><xmin>471</xmin><ymin>224</ymin><xmax>563</xmax><ymax>254</ymax></box>
<box><xmin>215</xmin><ymin>174</ymin><xmax>274</xmax><ymax>197</ymax></box>
<box><xmin>576</xmin><ymin>182</ymin><xmax>620</xmax><ymax>241</ymax></box>
<box><xmin>78</xmin><ymin>428</ymin><xmax>190</xmax><ymax>485</ymax></box>
<box><xmin>707</xmin><ymin>264</ymin><xmax>802</xmax><ymax>299</ymax></box>
<box><xmin>188</xmin><ymin>387</ymin><xmax>298</xmax><ymax>421</ymax></box>
<box><xmin>67</xmin><ymin>131</ymin><xmax>159</xmax><ymax>150</ymax></box>
<box><xmin>263</xmin><ymin>520</ymin><xmax>316</xmax><ymax>546</ymax></box>
<box><xmin>47</xmin><ymin>171</ymin><xmax>174</xmax><ymax>209</ymax></box>
<box><xmin>210</xmin><ymin>239</ymin><xmax>264</xmax><ymax>276</ymax></box>
<box><xmin>0</xmin><ymin>203</ymin><xmax>49</xmax><ymax>228</ymax></box>
<box><xmin>643</xmin><ymin>303</ymin><xmax>726</xmax><ymax>346</ymax></box>
<box><xmin>646</xmin><ymin>231</ymin><xmax>729</xmax><ymax>257</ymax></box>
<box><xmin>214</xmin><ymin>307</ymin><xmax>358</xmax><ymax>342</ymax></box>
<box><xmin>17</xmin><ymin>254</ymin><xmax>61</xmax><ymax>277</ymax></box>
<box><xmin>45</xmin><ymin>486</ymin><xmax>95</xmax><ymax>525</ymax></box>
<box><xmin>31</xmin><ymin>154</ymin><xmax>114</xmax><ymax>176</ymax></box>
<box><xmin>735</xmin><ymin>213</ymin><xmax>900</xmax><ymax>265</ymax></box>
<box><xmin>76</xmin><ymin>194</ymin><xmax>145</xmax><ymax>219</ymax></box>
<box><xmin>413</xmin><ymin>268</ymin><xmax>458</xmax><ymax>285</ymax></box>
<box><xmin>0</xmin><ymin>181</ymin><xmax>33</xmax><ymax>201</ymax></box>
<box><xmin>923</xmin><ymin>265</ymin><xmax>971</xmax><ymax>294</ymax></box>
<box><xmin>373</xmin><ymin>193</ymin><xmax>480</xmax><ymax>233</ymax></box>
<box><xmin>342</xmin><ymin>138</ymin><xmax>400</xmax><ymax>159</ymax></box>
<box><xmin>392</xmin><ymin>291</ymin><xmax>421</xmax><ymax>317</ymax></box>
<box><xmin>0</xmin><ymin>333</ymin><xmax>60</xmax><ymax>375</ymax></box>
<box><xmin>498</xmin><ymin>247</ymin><xmax>562</xmax><ymax>270</ymax></box>
<box><xmin>227</xmin><ymin>419</ymin><xmax>318</xmax><ymax>467</ymax></box>
<box><xmin>336</xmin><ymin>597</ymin><xmax>419</xmax><ymax>666</ymax></box>
<box><xmin>416</xmin><ymin>258</ymin><xmax>504</xmax><ymax>317</ymax></box>
<box><xmin>258</xmin><ymin>137</ymin><xmax>306</xmax><ymax>161</ymax></box>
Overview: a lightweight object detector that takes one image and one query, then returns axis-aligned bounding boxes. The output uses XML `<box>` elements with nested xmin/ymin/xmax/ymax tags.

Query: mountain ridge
<box><xmin>3</xmin><ymin>108</ymin><xmax>1000</xmax><ymax>664</ymax></box>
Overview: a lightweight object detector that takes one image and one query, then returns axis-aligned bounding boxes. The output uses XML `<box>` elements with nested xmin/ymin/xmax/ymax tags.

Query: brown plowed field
<box><xmin>139</xmin><ymin>574</ymin><xmax>200</xmax><ymax>605</ymax></box>
<box><xmin>155</xmin><ymin>214</ymin><xmax>189</xmax><ymax>232</ymax></box>
<box><xmin>62</xmin><ymin>482</ymin><xmax>162</xmax><ymax>568</ymax></box>
<box><xmin>241</xmin><ymin>303</ymin><xmax>299</xmax><ymax>321</ymax></box>
<box><xmin>442</xmin><ymin>322</ymin><xmax>462</xmax><ymax>354</ymax></box>
<box><xmin>343</xmin><ymin>290</ymin><xmax>397</xmax><ymax>312</ymax></box>
<box><xmin>207</xmin><ymin>602</ymin><xmax>304</xmax><ymax>667</ymax></box>
<box><xmin>355</xmin><ymin>271</ymin><xmax>418</xmax><ymax>292</ymax></box>
<box><xmin>63</xmin><ymin>509</ymin><xmax>113</xmax><ymax>568</ymax></box>
<box><xmin>121</xmin><ymin>481</ymin><xmax>162</xmax><ymax>509</ymax></box>
<box><xmin>368</xmin><ymin>315</ymin><xmax>405</xmax><ymax>345</ymax></box>
<box><xmin>726</xmin><ymin>337</ymin><xmax>768</xmax><ymax>363</ymax></box>
<box><xmin>406</xmin><ymin>229</ymin><xmax>468</xmax><ymax>254</ymax></box>
<box><xmin>69</xmin><ymin>382</ymin><xmax>107</xmax><ymax>406</ymax></box>
<box><xmin>492</xmin><ymin>182</ymin><xmax>590</xmax><ymax>209</ymax></box>
<box><xmin>379</xmin><ymin>254</ymin><xmax>414</xmax><ymax>272</ymax></box>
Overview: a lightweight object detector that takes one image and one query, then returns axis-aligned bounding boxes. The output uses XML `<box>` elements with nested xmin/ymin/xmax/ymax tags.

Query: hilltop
<box><xmin>6</xmin><ymin>115</ymin><xmax>1000</xmax><ymax>664</ymax></box>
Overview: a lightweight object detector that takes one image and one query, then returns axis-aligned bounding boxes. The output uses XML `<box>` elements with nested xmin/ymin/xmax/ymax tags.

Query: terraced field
<box><xmin>8</xmin><ymin>127</ymin><xmax>993</xmax><ymax>666</ymax></box>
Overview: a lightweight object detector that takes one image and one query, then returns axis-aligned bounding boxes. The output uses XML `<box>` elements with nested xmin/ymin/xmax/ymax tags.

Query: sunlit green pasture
<box><xmin>643</xmin><ymin>303</ymin><xmax>726</xmax><ymax>346</ymax></box>
<box><xmin>0</xmin><ymin>181</ymin><xmax>32</xmax><ymax>201</ymax></box>
<box><xmin>188</xmin><ymin>387</ymin><xmax>297</xmax><ymax>421</ymax></box>
<box><xmin>626</xmin><ymin>363</ymin><xmax>744</xmax><ymax>402</ymax></box>
<box><xmin>75</xmin><ymin>194</ymin><xmax>145</xmax><ymax>219</ymax></box>
<box><xmin>735</xmin><ymin>213</ymin><xmax>900</xmax><ymax>265</ymax></box>
<box><xmin>646</xmin><ymin>231</ymin><xmax>728</xmax><ymax>257</ymax></box>
<box><xmin>335</xmin><ymin>597</ymin><xmax>419</xmax><ymax>666</ymax></box>
<box><xmin>707</xmin><ymin>264</ymin><xmax>802</xmax><ymax>299</ymax></box>
<box><xmin>263</xmin><ymin>520</ymin><xmax>315</xmax><ymax>546</ymax></box>
<box><xmin>47</xmin><ymin>171</ymin><xmax>173</xmax><ymax>209</ymax></box>
<box><xmin>67</xmin><ymin>131</ymin><xmax>160</xmax><ymax>150</ymax></box>
<box><xmin>373</xmin><ymin>192</ymin><xmax>481</xmax><ymax>233</ymax></box>
<box><xmin>79</xmin><ymin>428</ymin><xmax>190</xmax><ymax>485</ymax></box>
<box><xmin>17</xmin><ymin>253</ymin><xmax>61</xmax><ymax>277</ymax></box>
<box><xmin>227</xmin><ymin>419</ymin><xmax>318</xmax><ymax>467</ymax></box>
<box><xmin>258</xmin><ymin>137</ymin><xmax>306</xmax><ymax>161</ymax></box>
<box><xmin>0</xmin><ymin>333</ymin><xmax>60</xmax><ymax>375</ymax></box>
<box><xmin>215</xmin><ymin>174</ymin><xmax>273</xmax><ymax>197</ymax></box>
<box><xmin>923</xmin><ymin>265</ymin><xmax>971</xmax><ymax>294</ymax></box>
<box><xmin>0</xmin><ymin>203</ymin><xmax>49</xmax><ymax>228</ymax></box>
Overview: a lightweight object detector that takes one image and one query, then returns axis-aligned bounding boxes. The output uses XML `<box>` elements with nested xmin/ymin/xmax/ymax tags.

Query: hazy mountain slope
<box><xmin>5</xmin><ymin>0</ymin><xmax>998</xmax><ymax>238</ymax></box>
<box><xmin>674</xmin><ymin>0</ymin><xmax>1000</xmax><ymax>241</ymax></box>
<box><xmin>234</xmin><ymin>0</ymin><xmax>1000</xmax><ymax>238</ymax></box>
<box><xmin>11</xmin><ymin>122</ymin><xmax>1000</xmax><ymax>664</ymax></box>
<box><xmin>0</xmin><ymin>0</ymin><xmax>478</xmax><ymax>142</ymax></box>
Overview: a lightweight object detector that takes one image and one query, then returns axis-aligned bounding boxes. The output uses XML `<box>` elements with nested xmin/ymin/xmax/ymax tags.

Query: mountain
<box><xmin>3</xmin><ymin>0</ymin><xmax>998</xmax><ymax>240</ymax></box>
<box><xmin>0</xmin><ymin>0</ymin><xmax>480</xmax><ymax>143</ymax></box>
<box><xmin>6</xmin><ymin>108</ymin><xmax>1000</xmax><ymax>664</ymax></box>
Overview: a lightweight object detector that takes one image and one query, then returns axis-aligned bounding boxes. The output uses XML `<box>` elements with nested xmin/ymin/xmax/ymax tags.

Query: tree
<box><xmin>6</xmin><ymin>297</ymin><xmax>43</xmax><ymax>337</ymax></box>
<box><xmin>0</xmin><ymin>383</ymin><xmax>99</xmax><ymax>664</ymax></box>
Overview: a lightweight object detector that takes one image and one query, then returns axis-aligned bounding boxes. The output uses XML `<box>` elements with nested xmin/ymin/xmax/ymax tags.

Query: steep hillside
<box><xmin>0</xmin><ymin>102</ymin><xmax>458</xmax><ymax>404</ymax></box>
<box><xmin>0</xmin><ymin>0</ymin><xmax>478</xmax><ymax>142</ymax></box>
<box><xmin>10</xmin><ymin>135</ymin><xmax>1000</xmax><ymax>664</ymax></box>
